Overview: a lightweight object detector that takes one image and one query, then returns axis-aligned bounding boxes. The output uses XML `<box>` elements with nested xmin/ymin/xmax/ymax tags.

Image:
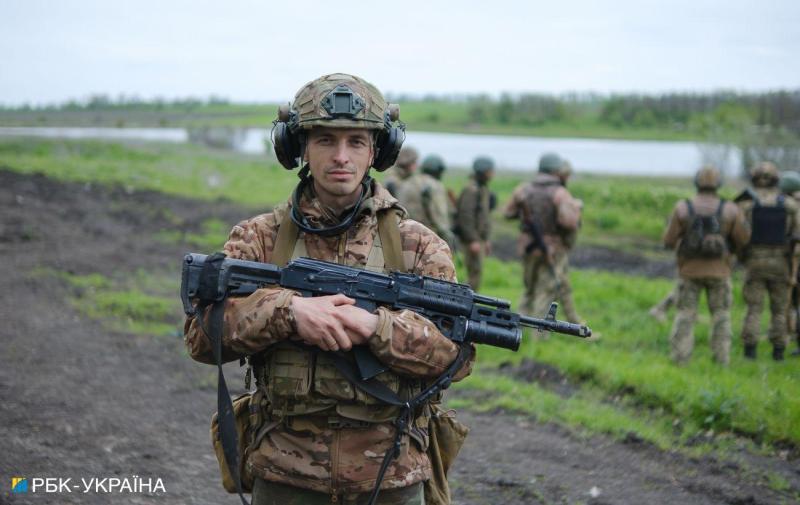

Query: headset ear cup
<box><xmin>272</xmin><ymin>122</ymin><xmax>300</xmax><ymax>169</ymax></box>
<box><xmin>372</xmin><ymin>127</ymin><xmax>404</xmax><ymax>172</ymax></box>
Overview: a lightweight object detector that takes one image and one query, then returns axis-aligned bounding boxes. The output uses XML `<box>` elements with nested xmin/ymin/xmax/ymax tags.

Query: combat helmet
<box><xmin>694</xmin><ymin>165</ymin><xmax>722</xmax><ymax>190</ymax></box>
<box><xmin>421</xmin><ymin>154</ymin><xmax>446</xmax><ymax>179</ymax></box>
<box><xmin>558</xmin><ymin>159</ymin><xmax>573</xmax><ymax>178</ymax></box>
<box><xmin>395</xmin><ymin>145</ymin><xmax>419</xmax><ymax>169</ymax></box>
<box><xmin>539</xmin><ymin>152</ymin><xmax>563</xmax><ymax>174</ymax></box>
<box><xmin>779</xmin><ymin>170</ymin><xmax>800</xmax><ymax>195</ymax></box>
<box><xmin>473</xmin><ymin>156</ymin><xmax>495</xmax><ymax>175</ymax></box>
<box><xmin>750</xmin><ymin>161</ymin><xmax>780</xmax><ymax>187</ymax></box>
<box><xmin>272</xmin><ymin>73</ymin><xmax>405</xmax><ymax>171</ymax></box>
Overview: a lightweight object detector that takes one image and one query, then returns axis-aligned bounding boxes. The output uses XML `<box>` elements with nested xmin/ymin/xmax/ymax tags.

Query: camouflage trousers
<box><xmin>519</xmin><ymin>252</ymin><xmax>579</xmax><ymax>321</ymax></box>
<box><xmin>669</xmin><ymin>277</ymin><xmax>732</xmax><ymax>365</ymax></box>
<box><xmin>251</xmin><ymin>478</ymin><xmax>424</xmax><ymax>505</ymax></box>
<box><xmin>741</xmin><ymin>271</ymin><xmax>790</xmax><ymax>350</ymax></box>
<box><xmin>461</xmin><ymin>241</ymin><xmax>484</xmax><ymax>290</ymax></box>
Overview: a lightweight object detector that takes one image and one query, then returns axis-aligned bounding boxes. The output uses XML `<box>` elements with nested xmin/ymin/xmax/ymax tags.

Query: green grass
<box><xmin>6</xmin><ymin>136</ymin><xmax>797</xmax><ymax>454</ymax></box>
<box><xmin>452</xmin><ymin>257</ymin><xmax>800</xmax><ymax>450</ymax></box>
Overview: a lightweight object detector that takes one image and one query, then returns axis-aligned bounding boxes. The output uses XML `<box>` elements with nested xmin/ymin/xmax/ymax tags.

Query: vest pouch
<box><xmin>210</xmin><ymin>393</ymin><xmax>254</xmax><ymax>493</ymax></box>
<box><xmin>265</xmin><ymin>344</ymin><xmax>313</xmax><ymax>404</ymax></box>
<box><xmin>424</xmin><ymin>404</ymin><xmax>470</xmax><ymax>505</ymax></box>
<box><xmin>313</xmin><ymin>353</ymin><xmax>357</xmax><ymax>401</ymax></box>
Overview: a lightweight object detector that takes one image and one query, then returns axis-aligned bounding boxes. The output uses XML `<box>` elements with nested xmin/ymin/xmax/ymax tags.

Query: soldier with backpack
<box><xmin>736</xmin><ymin>162</ymin><xmax>800</xmax><ymax>361</ymax></box>
<box><xmin>663</xmin><ymin>166</ymin><xmax>750</xmax><ymax>365</ymax></box>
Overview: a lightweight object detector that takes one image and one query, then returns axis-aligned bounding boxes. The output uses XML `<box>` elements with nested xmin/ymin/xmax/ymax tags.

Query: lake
<box><xmin>0</xmin><ymin>126</ymin><xmax>738</xmax><ymax>176</ymax></box>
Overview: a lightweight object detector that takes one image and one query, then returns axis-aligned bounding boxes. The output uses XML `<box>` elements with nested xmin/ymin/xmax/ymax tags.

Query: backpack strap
<box><xmin>377</xmin><ymin>208</ymin><xmax>406</xmax><ymax>272</ymax></box>
<box><xmin>716</xmin><ymin>198</ymin><xmax>726</xmax><ymax>218</ymax></box>
<box><xmin>685</xmin><ymin>198</ymin><xmax>694</xmax><ymax>217</ymax></box>
<box><xmin>777</xmin><ymin>194</ymin><xmax>785</xmax><ymax>207</ymax></box>
<box><xmin>272</xmin><ymin>207</ymin><xmax>300</xmax><ymax>267</ymax></box>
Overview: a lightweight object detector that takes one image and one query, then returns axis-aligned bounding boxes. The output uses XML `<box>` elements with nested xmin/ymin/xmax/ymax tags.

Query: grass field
<box><xmin>2</xmin><ymin>136</ymin><xmax>797</xmax><ymax>454</ymax></box>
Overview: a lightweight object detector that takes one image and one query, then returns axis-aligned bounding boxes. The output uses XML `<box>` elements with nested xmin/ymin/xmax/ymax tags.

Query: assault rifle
<box><xmin>181</xmin><ymin>253</ymin><xmax>591</xmax><ymax>378</ymax></box>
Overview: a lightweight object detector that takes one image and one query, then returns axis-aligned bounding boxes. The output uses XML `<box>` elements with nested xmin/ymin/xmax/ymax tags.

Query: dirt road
<box><xmin>1</xmin><ymin>170</ymin><xmax>795</xmax><ymax>504</ymax></box>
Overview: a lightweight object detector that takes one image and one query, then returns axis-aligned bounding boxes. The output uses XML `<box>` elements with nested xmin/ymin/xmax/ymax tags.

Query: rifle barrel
<box><xmin>519</xmin><ymin>315</ymin><xmax>592</xmax><ymax>338</ymax></box>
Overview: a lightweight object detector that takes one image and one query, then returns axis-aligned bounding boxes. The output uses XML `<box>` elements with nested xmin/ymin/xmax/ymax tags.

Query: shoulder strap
<box><xmin>272</xmin><ymin>208</ymin><xmax>300</xmax><ymax>267</ymax></box>
<box><xmin>378</xmin><ymin>208</ymin><xmax>406</xmax><ymax>272</ymax></box>
<box><xmin>777</xmin><ymin>194</ymin><xmax>785</xmax><ymax>207</ymax></box>
<box><xmin>685</xmin><ymin>198</ymin><xmax>694</xmax><ymax>217</ymax></box>
<box><xmin>716</xmin><ymin>198</ymin><xmax>726</xmax><ymax>218</ymax></box>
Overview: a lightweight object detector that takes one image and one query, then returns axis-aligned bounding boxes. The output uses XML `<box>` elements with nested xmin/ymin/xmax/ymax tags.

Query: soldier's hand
<box><xmin>334</xmin><ymin>305</ymin><xmax>379</xmax><ymax>344</ymax></box>
<box><xmin>469</xmin><ymin>241</ymin><xmax>482</xmax><ymax>254</ymax></box>
<box><xmin>291</xmin><ymin>294</ymin><xmax>358</xmax><ymax>351</ymax></box>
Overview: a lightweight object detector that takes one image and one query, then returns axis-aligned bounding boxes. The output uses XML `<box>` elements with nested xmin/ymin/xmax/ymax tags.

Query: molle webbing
<box><xmin>751</xmin><ymin>194</ymin><xmax>788</xmax><ymax>246</ymax></box>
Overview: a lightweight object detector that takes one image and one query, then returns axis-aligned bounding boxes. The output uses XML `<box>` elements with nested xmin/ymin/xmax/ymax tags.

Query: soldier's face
<box><xmin>305</xmin><ymin>127</ymin><xmax>374</xmax><ymax>198</ymax></box>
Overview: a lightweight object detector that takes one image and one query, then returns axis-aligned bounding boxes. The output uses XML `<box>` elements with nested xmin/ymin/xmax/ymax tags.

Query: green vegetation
<box><xmin>31</xmin><ymin>267</ymin><xmax>182</xmax><ymax>337</ymax></box>
<box><xmin>4</xmin><ymin>137</ymin><xmax>798</xmax><ymax>455</ymax></box>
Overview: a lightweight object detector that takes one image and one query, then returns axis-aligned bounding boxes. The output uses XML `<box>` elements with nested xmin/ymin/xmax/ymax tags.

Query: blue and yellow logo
<box><xmin>12</xmin><ymin>477</ymin><xmax>28</xmax><ymax>493</ymax></box>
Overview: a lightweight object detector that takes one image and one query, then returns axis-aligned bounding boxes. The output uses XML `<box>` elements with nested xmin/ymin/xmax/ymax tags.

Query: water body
<box><xmin>0</xmin><ymin>126</ymin><xmax>736</xmax><ymax>176</ymax></box>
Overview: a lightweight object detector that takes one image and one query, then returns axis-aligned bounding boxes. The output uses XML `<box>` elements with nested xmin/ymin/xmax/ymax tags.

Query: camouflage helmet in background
<box><xmin>750</xmin><ymin>161</ymin><xmax>780</xmax><ymax>187</ymax></box>
<box><xmin>539</xmin><ymin>152</ymin><xmax>563</xmax><ymax>174</ymax></box>
<box><xmin>779</xmin><ymin>170</ymin><xmax>800</xmax><ymax>195</ymax></box>
<box><xmin>694</xmin><ymin>165</ymin><xmax>722</xmax><ymax>190</ymax></box>
<box><xmin>473</xmin><ymin>156</ymin><xmax>495</xmax><ymax>175</ymax></box>
<box><xmin>558</xmin><ymin>159</ymin><xmax>573</xmax><ymax>178</ymax></box>
<box><xmin>395</xmin><ymin>145</ymin><xmax>419</xmax><ymax>169</ymax></box>
<box><xmin>280</xmin><ymin>73</ymin><xmax>397</xmax><ymax>131</ymax></box>
<box><xmin>421</xmin><ymin>154</ymin><xmax>446</xmax><ymax>179</ymax></box>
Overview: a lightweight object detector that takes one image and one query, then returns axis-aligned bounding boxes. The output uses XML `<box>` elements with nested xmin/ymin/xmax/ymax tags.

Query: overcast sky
<box><xmin>1</xmin><ymin>0</ymin><xmax>798</xmax><ymax>106</ymax></box>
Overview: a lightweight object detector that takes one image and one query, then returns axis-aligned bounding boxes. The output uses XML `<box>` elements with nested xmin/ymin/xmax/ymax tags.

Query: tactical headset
<box><xmin>271</xmin><ymin>84</ymin><xmax>405</xmax><ymax>172</ymax></box>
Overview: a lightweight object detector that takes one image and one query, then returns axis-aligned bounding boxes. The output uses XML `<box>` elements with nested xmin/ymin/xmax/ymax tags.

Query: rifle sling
<box><xmin>196</xmin><ymin>252</ymin><xmax>250</xmax><ymax>505</ymax></box>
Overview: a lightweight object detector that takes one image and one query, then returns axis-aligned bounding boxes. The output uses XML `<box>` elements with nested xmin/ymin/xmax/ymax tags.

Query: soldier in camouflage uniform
<box><xmin>504</xmin><ymin>153</ymin><xmax>582</xmax><ymax>321</ymax></box>
<box><xmin>382</xmin><ymin>146</ymin><xmax>418</xmax><ymax>198</ymax></box>
<box><xmin>395</xmin><ymin>154</ymin><xmax>456</xmax><ymax>250</ymax></box>
<box><xmin>779</xmin><ymin>170</ymin><xmax>800</xmax><ymax>356</ymax></box>
<box><xmin>663</xmin><ymin>166</ymin><xmax>750</xmax><ymax>365</ymax></box>
<box><xmin>185</xmin><ymin>73</ymin><xmax>474</xmax><ymax>505</ymax></box>
<box><xmin>455</xmin><ymin>156</ymin><xmax>495</xmax><ymax>289</ymax></box>
<box><xmin>737</xmin><ymin>162</ymin><xmax>800</xmax><ymax>361</ymax></box>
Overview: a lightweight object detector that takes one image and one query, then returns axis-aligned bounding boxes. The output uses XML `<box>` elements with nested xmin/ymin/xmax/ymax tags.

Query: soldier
<box><xmin>455</xmin><ymin>156</ymin><xmax>495</xmax><ymax>289</ymax></box>
<box><xmin>184</xmin><ymin>73</ymin><xmax>474</xmax><ymax>505</ymax></box>
<box><xmin>382</xmin><ymin>145</ymin><xmax>418</xmax><ymax>197</ymax></box>
<box><xmin>395</xmin><ymin>153</ymin><xmax>457</xmax><ymax>249</ymax></box>
<box><xmin>737</xmin><ymin>162</ymin><xmax>800</xmax><ymax>361</ymax></box>
<box><xmin>648</xmin><ymin>283</ymin><xmax>679</xmax><ymax>323</ymax></box>
<box><xmin>779</xmin><ymin>170</ymin><xmax>800</xmax><ymax>356</ymax></box>
<box><xmin>663</xmin><ymin>166</ymin><xmax>750</xmax><ymax>365</ymax></box>
<box><xmin>504</xmin><ymin>153</ymin><xmax>582</xmax><ymax>321</ymax></box>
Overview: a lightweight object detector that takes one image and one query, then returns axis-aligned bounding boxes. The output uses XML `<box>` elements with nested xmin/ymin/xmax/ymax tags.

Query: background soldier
<box><xmin>185</xmin><ymin>73</ymin><xmax>474</xmax><ymax>505</ymax></box>
<box><xmin>779</xmin><ymin>170</ymin><xmax>800</xmax><ymax>356</ymax></box>
<box><xmin>396</xmin><ymin>153</ymin><xmax>457</xmax><ymax>249</ymax></box>
<box><xmin>455</xmin><ymin>156</ymin><xmax>495</xmax><ymax>289</ymax></box>
<box><xmin>737</xmin><ymin>162</ymin><xmax>800</xmax><ymax>361</ymax></box>
<box><xmin>504</xmin><ymin>152</ymin><xmax>582</xmax><ymax>320</ymax></box>
<box><xmin>663</xmin><ymin>166</ymin><xmax>749</xmax><ymax>365</ymax></box>
<box><xmin>382</xmin><ymin>145</ymin><xmax>418</xmax><ymax>197</ymax></box>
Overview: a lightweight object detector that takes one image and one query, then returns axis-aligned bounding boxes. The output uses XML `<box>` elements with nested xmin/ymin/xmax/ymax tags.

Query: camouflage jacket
<box><xmin>663</xmin><ymin>191</ymin><xmax>750</xmax><ymax>279</ymax></box>
<box><xmin>396</xmin><ymin>173</ymin><xmax>455</xmax><ymax>247</ymax></box>
<box><xmin>503</xmin><ymin>173</ymin><xmax>582</xmax><ymax>256</ymax></box>
<box><xmin>455</xmin><ymin>180</ymin><xmax>492</xmax><ymax>242</ymax></box>
<box><xmin>184</xmin><ymin>180</ymin><xmax>474</xmax><ymax>495</ymax></box>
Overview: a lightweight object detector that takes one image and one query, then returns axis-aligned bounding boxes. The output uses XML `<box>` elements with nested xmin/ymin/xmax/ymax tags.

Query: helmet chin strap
<box><xmin>290</xmin><ymin>166</ymin><xmax>373</xmax><ymax>237</ymax></box>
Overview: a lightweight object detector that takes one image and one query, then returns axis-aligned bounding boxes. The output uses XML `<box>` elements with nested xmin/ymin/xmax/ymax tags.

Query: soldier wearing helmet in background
<box><xmin>504</xmin><ymin>153</ymin><xmax>583</xmax><ymax>321</ymax></box>
<box><xmin>395</xmin><ymin>153</ymin><xmax>457</xmax><ymax>250</ymax></box>
<box><xmin>737</xmin><ymin>162</ymin><xmax>800</xmax><ymax>361</ymax></box>
<box><xmin>185</xmin><ymin>73</ymin><xmax>474</xmax><ymax>505</ymax></box>
<box><xmin>663</xmin><ymin>166</ymin><xmax>749</xmax><ymax>365</ymax></box>
<box><xmin>779</xmin><ymin>170</ymin><xmax>800</xmax><ymax>356</ymax></box>
<box><xmin>454</xmin><ymin>156</ymin><xmax>496</xmax><ymax>289</ymax></box>
<box><xmin>383</xmin><ymin>145</ymin><xmax>419</xmax><ymax>197</ymax></box>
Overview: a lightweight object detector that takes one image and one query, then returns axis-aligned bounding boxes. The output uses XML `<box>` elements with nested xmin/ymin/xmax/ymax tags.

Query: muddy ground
<box><xmin>1</xmin><ymin>169</ymin><xmax>797</xmax><ymax>505</ymax></box>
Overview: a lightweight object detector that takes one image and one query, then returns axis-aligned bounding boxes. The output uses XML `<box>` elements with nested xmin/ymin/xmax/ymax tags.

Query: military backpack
<box><xmin>678</xmin><ymin>199</ymin><xmax>728</xmax><ymax>259</ymax></box>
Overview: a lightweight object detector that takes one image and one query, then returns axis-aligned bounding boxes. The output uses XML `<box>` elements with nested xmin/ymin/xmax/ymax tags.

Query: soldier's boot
<box><xmin>744</xmin><ymin>344</ymin><xmax>757</xmax><ymax>360</ymax></box>
<box><xmin>772</xmin><ymin>347</ymin><xmax>785</xmax><ymax>361</ymax></box>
